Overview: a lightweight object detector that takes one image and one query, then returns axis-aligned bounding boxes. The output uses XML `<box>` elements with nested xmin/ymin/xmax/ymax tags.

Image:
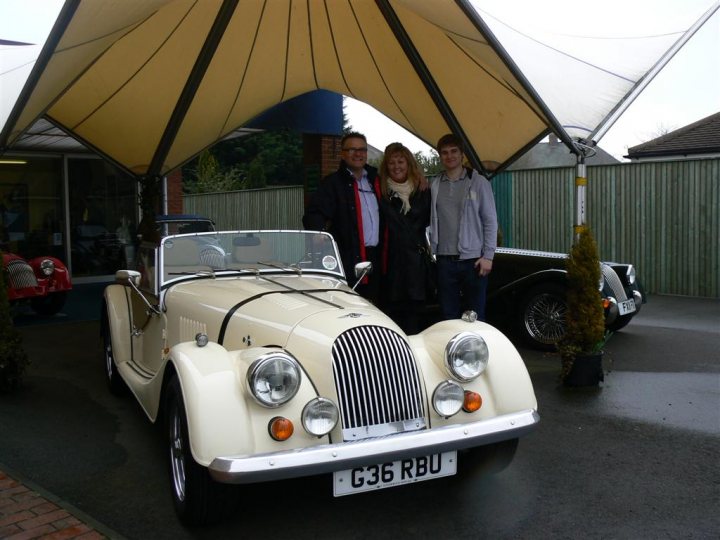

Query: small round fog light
<box><xmin>302</xmin><ymin>397</ymin><xmax>339</xmax><ymax>437</ymax></box>
<box><xmin>269</xmin><ymin>417</ymin><xmax>294</xmax><ymax>441</ymax></box>
<box><xmin>432</xmin><ymin>380</ymin><xmax>464</xmax><ymax>418</ymax></box>
<box><xmin>195</xmin><ymin>333</ymin><xmax>209</xmax><ymax>347</ymax></box>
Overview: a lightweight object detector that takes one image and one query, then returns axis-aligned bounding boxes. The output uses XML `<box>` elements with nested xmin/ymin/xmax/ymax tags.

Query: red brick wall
<box><xmin>166</xmin><ymin>169</ymin><xmax>183</xmax><ymax>214</ymax></box>
<box><xmin>320</xmin><ymin>134</ymin><xmax>342</xmax><ymax>178</ymax></box>
<box><xmin>302</xmin><ymin>133</ymin><xmax>342</xmax><ymax>207</ymax></box>
<box><xmin>302</xmin><ymin>133</ymin><xmax>342</xmax><ymax>180</ymax></box>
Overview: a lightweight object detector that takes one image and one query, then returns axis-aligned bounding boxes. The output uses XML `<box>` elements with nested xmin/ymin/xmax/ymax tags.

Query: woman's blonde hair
<box><xmin>379</xmin><ymin>142</ymin><xmax>424</xmax><ymax>198</ymax></box>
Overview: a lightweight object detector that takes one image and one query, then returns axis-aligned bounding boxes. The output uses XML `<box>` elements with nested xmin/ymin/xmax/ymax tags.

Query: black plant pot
<box><xmin>563</xmin><ymin>351</ymin><xmax>604</xmax><ymax>387</ymax></box>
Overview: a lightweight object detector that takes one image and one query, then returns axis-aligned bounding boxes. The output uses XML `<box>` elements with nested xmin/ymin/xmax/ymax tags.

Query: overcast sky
<box><xmin>2</xmin><ymin>0</ymin><xmax>718</xmax><ymax>161</ymax></box>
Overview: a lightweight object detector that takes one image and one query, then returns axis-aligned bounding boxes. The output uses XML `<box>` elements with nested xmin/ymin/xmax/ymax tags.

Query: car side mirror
<box><xmin>354</xmin><ymin>261</ymin><xmax>373</xmax><ymax>279</ymax></box>
<box><xmin>116</xmin><ymin>269</ymin><xmax>141</xmax><ymax>286</ymax></box>
<box><xmin>352</xmin><ymin>261</ymin><xmax>373</xmax><ymax>291</ymax></box>
<box><xmin>115</xmin><ymin>269</ymin><xmax>161</xmax><ymax>315</ymax></box>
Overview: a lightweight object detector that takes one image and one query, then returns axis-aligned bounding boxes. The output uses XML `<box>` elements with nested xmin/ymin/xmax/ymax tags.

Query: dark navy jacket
<box><xmin>302</xmin><ymin>161</ymin><xmax>381</xmax><ymax>284</ymax></box>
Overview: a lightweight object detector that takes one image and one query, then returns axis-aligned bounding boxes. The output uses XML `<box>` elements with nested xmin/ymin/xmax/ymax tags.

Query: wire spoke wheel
<box><xmin>104</xmin><ymin>341</ymin><xmax>114</xmax><ymax>381</ymax></box>
<box><xmin>102</xmin><ymin>323</ymin><xmax>127</xmax><ymax>395</ymax></box>
<box><xmin>519</xmin><ymin>284</ymin><xmax>567</xmax><ymax>350</ymax></box>
<box><xmin>169</xmin><ymin>398</ymin><xmax>187</xmax><ymax>503</ymax></box>
<box><xmin>165</xmin><ymin>376</ymin><xmax>229</xmax><ymax>525</ymax></box>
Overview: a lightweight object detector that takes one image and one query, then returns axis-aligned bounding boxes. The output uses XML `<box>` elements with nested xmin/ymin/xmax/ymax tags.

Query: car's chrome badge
<box><xmin>322</xmin><ymin>255</ymin><xmax>338</xmax><ymax>270</ymax></box>
<box><xmin>340</xmin><ymin>312</ymin><xmax>366</xmax><ymax>319</ymax></box>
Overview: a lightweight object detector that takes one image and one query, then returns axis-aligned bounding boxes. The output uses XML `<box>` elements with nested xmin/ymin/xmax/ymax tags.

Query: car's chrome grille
<box><xmin>602</xmin><ymin>265</ymin><xmax>628</xmax><ymax>301</ymax></box>
<box><xmin>199</xmin><ymin>247</ymin><xmax>225</xmax><ymax>269</ymax></box>
<box><xmin>332</xmin><ymin>326</ymin><xmax>426</xmax><ymax>441</ymax></box>
<box><xmin>6</xmin><ymin>260</ymin><xmax>37</xmax><ymax>289</ymax></box>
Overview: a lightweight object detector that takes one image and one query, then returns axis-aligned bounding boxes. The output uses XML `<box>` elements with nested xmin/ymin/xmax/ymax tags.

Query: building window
<box><xmin>68</xmin><ymin>159</ymin><xmax>137</xmax><ymax>277</ymax></box>
<box><xmin>0</xmin><ymin>158</ymin><xmax>64</xmax><ymax>261</ymax></box>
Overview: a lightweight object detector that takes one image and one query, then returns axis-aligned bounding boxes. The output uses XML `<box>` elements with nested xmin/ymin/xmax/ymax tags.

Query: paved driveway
<box><xmin>1</xmin><ymin>293</ymin><xmax>718</xmax><ymax>539</ymax></box>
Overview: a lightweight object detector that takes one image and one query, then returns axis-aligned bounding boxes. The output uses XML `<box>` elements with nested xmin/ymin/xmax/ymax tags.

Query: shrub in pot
<box><xmin>556</xmin><ymin>228</ymin><xmax>609</xmax><ymax>386</ymax></box>
<box><xmin>0</xmin><ymin>252</ymin><xmax>29</xmax><ymax>393</ymax></box>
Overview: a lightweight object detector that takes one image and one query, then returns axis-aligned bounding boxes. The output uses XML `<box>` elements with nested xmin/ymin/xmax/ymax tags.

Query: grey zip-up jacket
<box><xmin>429</xmin><ymin>168</ymin><xmax>498</xmax><ymax>261</ymax></box>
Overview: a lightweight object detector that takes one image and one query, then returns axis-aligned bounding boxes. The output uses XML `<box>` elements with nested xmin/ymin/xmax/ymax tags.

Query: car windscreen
<box><xmin>160</xmin><ymin>230</ymin><xmax>343</xmax><ymax>284</ymax></box>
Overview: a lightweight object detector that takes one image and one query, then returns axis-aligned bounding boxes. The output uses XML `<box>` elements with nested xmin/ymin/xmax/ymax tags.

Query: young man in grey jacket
<box><xmin>429</xmin><ymin>133</ymin><xmax>498</xmax><ymax>321</ymax></box>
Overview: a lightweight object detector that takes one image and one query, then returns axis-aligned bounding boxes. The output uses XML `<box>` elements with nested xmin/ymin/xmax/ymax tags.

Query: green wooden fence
<box><xmin>184</xmin><ymin>186</ymin><xmax>304</xmax><ymax>231</ymax></box>
<box><xmin>185</xmin><ymin>158</ymin><xmax>719</xmax><ymax>297</ymax></box>
<box><xmin>494</xmin><ymin>158</ymin><xmax>720</xmax><ymax>298</ymax></box>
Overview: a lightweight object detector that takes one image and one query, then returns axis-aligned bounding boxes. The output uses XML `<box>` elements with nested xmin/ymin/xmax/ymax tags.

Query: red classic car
<box><xmin>3</xmin><ymin>252</ymin><xmax>72</xmax><ymax>316</ymax></box>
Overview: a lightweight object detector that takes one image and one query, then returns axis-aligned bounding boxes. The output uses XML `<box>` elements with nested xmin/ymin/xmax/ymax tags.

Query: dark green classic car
<box><xmin>486</xmin><ymin>247</ymin><xmax>645</xmax><ymax>350</ymax></box>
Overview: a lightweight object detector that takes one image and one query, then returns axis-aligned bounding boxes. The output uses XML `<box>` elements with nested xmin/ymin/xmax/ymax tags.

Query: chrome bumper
<box><xmin>209</xmin><ymin>409</ymin><xmax>539</xmax><ymax>484</ymax></box>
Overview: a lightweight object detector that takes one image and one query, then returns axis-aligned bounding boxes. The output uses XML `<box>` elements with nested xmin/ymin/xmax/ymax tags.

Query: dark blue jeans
<box><xmin>436</xmin><ymin>257</ymin><xmax>489</xmax><ymax>321</ymax></box>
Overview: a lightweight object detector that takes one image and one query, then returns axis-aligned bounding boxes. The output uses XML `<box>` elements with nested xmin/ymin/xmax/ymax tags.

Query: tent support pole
<box><xmin>574</xmin><ymin>154</ymin><xmax>587</xmax><ymax>243</ymax></box>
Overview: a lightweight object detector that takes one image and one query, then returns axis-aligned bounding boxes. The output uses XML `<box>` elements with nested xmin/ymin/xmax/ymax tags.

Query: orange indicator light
<box><xmin>269</xmin><ymin>417</ymin><xmax>294</xmax><ymax>441</ymax></box>
<box><xmin>463</xmin><ymin>391</ymin><xmax>482</xmax><ymax>413</ymax></box>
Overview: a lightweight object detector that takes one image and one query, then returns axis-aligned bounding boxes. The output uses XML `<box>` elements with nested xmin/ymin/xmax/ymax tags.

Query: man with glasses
<box><xmin>303</xmin><ymin>132</ymin><xmax>382</xmax><ymax>302</ymax></box>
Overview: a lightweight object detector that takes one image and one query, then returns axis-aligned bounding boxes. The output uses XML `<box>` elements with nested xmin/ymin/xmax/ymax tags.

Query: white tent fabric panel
<box><xmin>475</xmin><ymin>0</ymin><xmax>719</xmax><ymax>142</ymax></box>
<box><xmin>5</xmin><ymin>1</ymin><xmax>169</xmax><ymax>150</ymax></box>
<box><xmin>0</xmin><ymin>43</ymin><xmax>41</xmax><ymax>130</ymax></box>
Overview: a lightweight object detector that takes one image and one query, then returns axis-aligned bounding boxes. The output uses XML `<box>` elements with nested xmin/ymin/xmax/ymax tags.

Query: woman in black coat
<box><xmin>378</xmin><ymin>143</ymin><xmax>433</xmax><ymax>334</ymax></box>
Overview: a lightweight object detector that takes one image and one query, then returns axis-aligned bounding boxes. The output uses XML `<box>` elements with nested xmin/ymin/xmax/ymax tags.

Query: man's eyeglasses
<box><xmin>342</xmin><ymin>147</ymin><xmax>368</xmax><ymax>154</ymax></box>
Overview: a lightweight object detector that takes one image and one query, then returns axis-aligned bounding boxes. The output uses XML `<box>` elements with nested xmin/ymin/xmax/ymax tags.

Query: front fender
<box><xmin>104</xmin><ymin>284</ymin><xmax>133</xmax><ymax>367</ymax></box>
<box><xmin>29</xmin><ymin>256</ymin><xmax>72</xmax><ymax>291</ymax></box>
<box><xmin>170</xmin><ymin>342</ymin><xmax>326</xmax><ymax>467</ymax></box>
<box><xmin>416</xmin><ymin>319</ymin><xmax>537</xmax><ymax>422</ymax></box>
<box><xmin>490</xmin><ymin>268</ymin><xmax>566</xmax><ymax>302</ymax></box>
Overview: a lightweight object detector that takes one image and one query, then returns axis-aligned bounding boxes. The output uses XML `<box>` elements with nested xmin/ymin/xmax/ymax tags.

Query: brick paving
<box><xmin>0</xmin><ymin>468</ymin><xmax>117</xmax><ymax>540</ymax></box>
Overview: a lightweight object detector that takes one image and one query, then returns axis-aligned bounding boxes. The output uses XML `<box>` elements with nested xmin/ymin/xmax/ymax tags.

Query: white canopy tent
<box><xmin>1</xmin><ymin>0</ymin><xmax>717</xmax><ymax>232</ymax></box>
<box><xmin>0</xmin><ymin>0</ymin><xmax>577</xmax><ymax>179</ymax></box>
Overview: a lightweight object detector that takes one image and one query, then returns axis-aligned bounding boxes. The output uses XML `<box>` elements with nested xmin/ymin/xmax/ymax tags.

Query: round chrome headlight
<box><xmin>302</xmin><ymin>397</ymin><xmax>339</xmax><ymax>437</ymax></box>
<box><xmin>626</xmin><ymin>265</ymin><xmax>636</xmax><ymax>285</ymax></box>
<box><xmin>40</xmin><ymin>259</ymin><xmax>55</xmax><ymax>276</ymax></box>
<box><xmin>432</xmin><ymin>380</ymin><xmax>464</xmax><ymax>418</ymax></box>
<box><xmin>247</xmin><ymin>352</ymin><xmax>301</xmax><ymax>408</ymax></box>
<box><xmin>444</xmin><ymin>332</ymin><xmax>489</xmax><ymax>381</ymax></box>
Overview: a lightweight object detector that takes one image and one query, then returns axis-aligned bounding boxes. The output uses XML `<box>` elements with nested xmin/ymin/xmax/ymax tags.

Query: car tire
<box><xmin>102</xmin><ymin>325</ymin><xmax>127</xmax><ymax>396</ymax></box>
<box><xmin>607</xmin><ymin>314</ymin><xmax>632</xmax><ymax>332</ymax></box>
<box><xmin>30</xmin><ymin>292</ymin><xmax>66</xmax><ymax>316</ymax></box>
<box><xmin>517</xmin><ymin>283</ymin><xmax>567</xmax><ymax>350</ymax></box>
<box><xmin>166</xmin><ymin>376</ymin><xmax>228</xmax><ymax>526</ymax></box>
<box><xmin>459</xmin><ymin>438</ymin><xmax>519</xmax><ymax>477</ymax></box>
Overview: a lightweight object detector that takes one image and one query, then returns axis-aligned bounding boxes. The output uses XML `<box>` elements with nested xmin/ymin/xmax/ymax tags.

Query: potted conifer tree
<box><xmin>556</xmin><ymin>228</ymin><xmax>609</xmax><ymax>387</ymax></box>
<box><xmin>0</xmin><ymin>252</ymin><xmax>29</xmax><ymax>393</ymax></box>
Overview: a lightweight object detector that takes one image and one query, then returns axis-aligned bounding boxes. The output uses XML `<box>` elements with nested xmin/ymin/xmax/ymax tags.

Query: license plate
<box><xmin>333</xmin><ymin>452</ymin><xmax>457</xmax><ymax>497</ymax></box>
<box><xmin>618</xmin><ymin>298</ymin><xmax>636</xmax><ymax>315</ymax></box>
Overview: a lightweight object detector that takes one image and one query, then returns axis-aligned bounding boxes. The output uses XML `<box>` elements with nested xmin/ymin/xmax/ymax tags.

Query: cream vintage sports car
<box><xmin>101</xmin><ymin>229</ymin><xmax>539</xmax><ymax>525</ymax></box>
